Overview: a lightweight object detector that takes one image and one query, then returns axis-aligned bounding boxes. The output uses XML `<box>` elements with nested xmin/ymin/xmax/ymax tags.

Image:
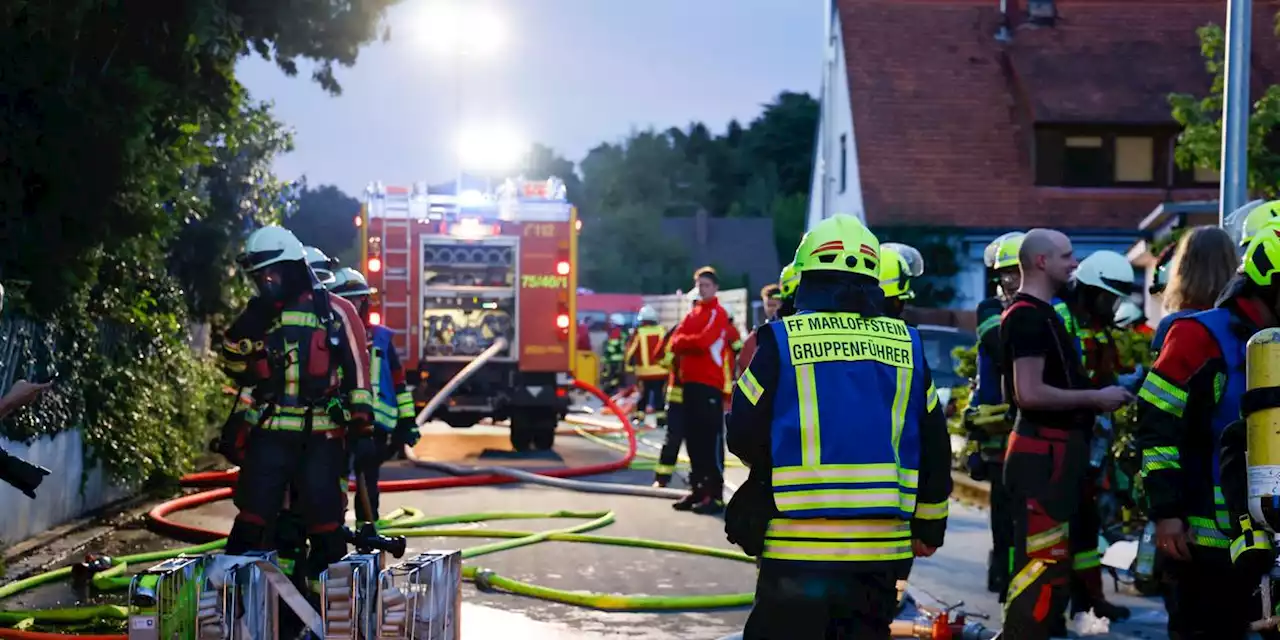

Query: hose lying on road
<box><xmin>0</xmin><ymin>367</ymin><xmax>761</xmax><ymax>637</ymax></box>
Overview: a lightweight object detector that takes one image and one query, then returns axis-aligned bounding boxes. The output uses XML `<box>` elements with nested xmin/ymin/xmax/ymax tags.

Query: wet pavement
<box><xmin>0</xmin><ymin>420</ymin><xmax>1173</xmax><ymax>639</ymax></box>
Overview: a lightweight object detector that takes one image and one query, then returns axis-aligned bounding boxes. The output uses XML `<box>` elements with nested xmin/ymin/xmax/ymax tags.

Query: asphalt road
<box><xmin>0</xmin><ymin>419</ymin><xmax>1173</xmax><ymax>639</ymax></box>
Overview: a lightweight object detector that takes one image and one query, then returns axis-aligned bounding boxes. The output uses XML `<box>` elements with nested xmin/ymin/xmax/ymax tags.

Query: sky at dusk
<box><xmin>236</xmin><ymin>0</ymin><xmax>824</xmax><ymax>196</ymax></box>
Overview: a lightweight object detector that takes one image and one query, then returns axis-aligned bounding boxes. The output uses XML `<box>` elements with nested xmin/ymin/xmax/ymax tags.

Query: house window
<box><xmin>1115</xmin><ymin>137</ymin><xmax>1155</xmax><ymax>183</ymax></box>
<box><xmin>839</xmin><ymin>134</ymin><xmax>848</xmax><ymax>193</ymax></box>
<box><xmin>1036</xmin><ymin>126</ymin><xmax>1165</xmax><ymax>187</ymax></box>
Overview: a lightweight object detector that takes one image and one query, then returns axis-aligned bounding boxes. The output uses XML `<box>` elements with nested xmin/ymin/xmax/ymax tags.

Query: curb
<box><xmin>1</xmin><ymin>454</ymin><xmax>226</xmax><ymax>581</ymax></box>
<box><xmin>951</xmin><ymin>470</ymin><xmax>992</xmax><ymax>508</ymax></box>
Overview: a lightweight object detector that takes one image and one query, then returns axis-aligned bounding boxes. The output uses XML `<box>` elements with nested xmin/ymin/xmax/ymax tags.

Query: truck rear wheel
<box><xmin>510</xmin><ymin>409</ymin><xmax>557</xmax><ymax>452</ymax></box>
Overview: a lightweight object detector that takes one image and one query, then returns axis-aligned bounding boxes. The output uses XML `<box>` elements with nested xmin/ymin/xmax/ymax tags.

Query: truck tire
<box><xmin>510</xmin><ymin>409</ymin><xmax>557</xmax><ymax>452</ymax></box>
<box><xmin>531</xmin><ymin>412</ymin><xmax>557</xmax><ymax>450</ymax></box>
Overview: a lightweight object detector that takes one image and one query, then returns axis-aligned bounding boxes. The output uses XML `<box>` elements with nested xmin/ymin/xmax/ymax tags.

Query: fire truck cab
<box><xmin>362</xmin><ymin>177</ymin><xmax>577</xmax><ymax>451</ymax></box>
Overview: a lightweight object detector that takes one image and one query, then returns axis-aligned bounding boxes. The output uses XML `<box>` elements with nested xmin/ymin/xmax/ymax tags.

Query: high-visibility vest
<box><xmin>626</xmin><ymin>324</ymin><xmax>668</xmax><ymax>379</ymax></box>
<box><xmin>740</xmin><ymin>311</ymin><xmax>936</xmax><ymax>563</ymax></box>
<box><xmin>1138</xmin><ymin>307</ymin><xmax>1244</xmax><ymax>550</ymax></box>
<box><xmin>370</xmin><ymin>325</ymin><xmax>414</xmax><ymax>432</ymax></box>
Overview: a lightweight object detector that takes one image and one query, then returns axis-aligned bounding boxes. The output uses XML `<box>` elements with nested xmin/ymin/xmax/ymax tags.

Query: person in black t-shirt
<box><xmin>994</xmin><ymin>229</ymin><xmax>1132</xmax><ymax>640</ymax></box>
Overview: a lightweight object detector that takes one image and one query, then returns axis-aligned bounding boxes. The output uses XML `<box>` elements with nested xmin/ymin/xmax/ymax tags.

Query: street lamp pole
<box><xmin>1220</xmin><ymin>0</ymin><xmax>1253</xmax><ymax>225</ymax></box>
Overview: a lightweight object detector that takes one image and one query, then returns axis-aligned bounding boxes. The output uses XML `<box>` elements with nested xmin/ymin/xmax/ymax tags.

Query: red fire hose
<box><xmin>150</xmin><ymin>378</ymin><xmax>637</xmax><ymax>542</ymax></box>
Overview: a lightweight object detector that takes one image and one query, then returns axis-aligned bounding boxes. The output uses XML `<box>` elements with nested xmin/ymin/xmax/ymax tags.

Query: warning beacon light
<box><xmin>367</xmin><ymin>256</ymin><xmax>382</xmax><ymax>273</ymax></box>
<box><xmin>369</xmin><ymin>311</ymin><xmax>382</xmax><ymax>326</ymax></box>
<box><xmin>556</xmin><ymin>260</ymin><xmax>571</xmax><ymax>276</ymax></box>
<box><xmin>556</xmin><ymin>313</ymin><xmax>570</xmax><ymax>330</ymax></box>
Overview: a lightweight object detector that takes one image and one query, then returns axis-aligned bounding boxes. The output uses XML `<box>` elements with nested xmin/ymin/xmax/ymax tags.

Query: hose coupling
<box><xmin>474</xmin><ymin>568</ymin><xmax>497</xmax><ymax>593</ymax></box>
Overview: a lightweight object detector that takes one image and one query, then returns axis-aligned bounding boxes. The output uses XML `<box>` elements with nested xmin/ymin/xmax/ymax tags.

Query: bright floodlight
<box><xmin>419</xmin><ymin>3</ymin><xmax>506</xmax><ymax>58</ymax></box>
<box><xmin>456</xmin><ymin>127</ymin><xmax>527</xmax><ymax>172</ymax></box>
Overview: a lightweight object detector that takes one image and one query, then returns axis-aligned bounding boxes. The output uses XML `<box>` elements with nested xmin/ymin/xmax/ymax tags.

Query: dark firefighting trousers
<box><xmin>352</xmin><ymin>430</ymin><xmax>392</xmax><ymax>523</ymax></box>
<box><xmin>1000</xmin><ymin>425</ymin><xmax>1087</xmax><ymax>640</ymax></box>
<box><xmin>987</xmin><ymin>462</ymin><xmax>1014</xmax><ymax>602</ymax></box>
<box><xmin>1165</xmin><ymin>545</ymin><xmax>1277</xmax><ymax>640</ymax></box>
<box><xmin>226</xmin><ymin>428</ymin><xmax>349</xmax><ymax>580</ymax></box>
<box><xmin>744</xmin><ymin>561</ymin><xmax>899</xmax><ymax>640</ymax></box>
<box><xmin>683</xmin><ymin>382</ymin><xmax>725</xmax><ymax>500</ymax></box>
<box><xmin>654</xmin><ymin>398</ymin><xmax>684</xmax><ymax>484</ymax></box>
<box><xmin>1068</xmin><ymin>474</ymin><xmax>1105</xmax><ymax>614</ymax></box>
<box><xmin>634</xmin><ymin>378</ymin><xmax>666</xmax><ymax>423</ymax></box>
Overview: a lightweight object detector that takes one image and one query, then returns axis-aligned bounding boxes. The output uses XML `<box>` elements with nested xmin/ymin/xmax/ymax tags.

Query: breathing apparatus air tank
<box><xmin>1246</xmin><ymin>328</ymin><xmax>1280</xmax><ymax>535</ymax></box>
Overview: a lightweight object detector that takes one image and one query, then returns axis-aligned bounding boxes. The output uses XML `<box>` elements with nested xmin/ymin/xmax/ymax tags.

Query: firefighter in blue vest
<box><xmin>966</xmin><ymin>231</ymin><xmax>1023</xmax><ymax>599</ymax></box>
<box><xmin>1138</xmin><ymin>222</ymin><xmax>1280</xmax><ymax>639</ymax></box>
<box><xmin>878</xmin><ymin>242</ymin><xmax>925</xmax><ymax>320</ymax></box>
<box><xmin>328</xmin><ymin>267</ymin><xmax>420</xmax><ymax>522</ymax></box>
<box><xmin>725</xmin><ymin>214</ymin><xmax>951</xmax><ymax>638</ymax></box>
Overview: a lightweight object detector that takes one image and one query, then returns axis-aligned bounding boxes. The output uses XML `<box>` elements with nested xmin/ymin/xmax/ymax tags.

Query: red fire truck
<box><xmin>361</xmin><ymin>177</ymin><xmax>578</xmax><ymax>451</ymax></box>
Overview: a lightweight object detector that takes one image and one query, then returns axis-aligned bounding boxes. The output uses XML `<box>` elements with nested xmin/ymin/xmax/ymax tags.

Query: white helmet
<box><xmin>238</xmin><ymin>226</ymin><xmax>306</xmax><ymax>272</ymax></box>
<box><xmin>637</xmin><ymin>305</ymin><xmax>659</xmax><ymax>324</ymax></box>
<box><xmin>1114</xmin><ymin>299</ymin><xmax>1145</xmax><ymax>329</ymax></box>
<box><xmin>329</xmin><ymin>267</ymin><xmax>373</xmax><ymax>298</ymax></box>
<box><xmin>304</xmin><ymin>246</ymin><xmax>336</xmax><ymax>285</ymax></box>
<box><xmin>1073</xmin><ymin>250</ymin><xmax>1135</xmax><ymax>298</ymax></box>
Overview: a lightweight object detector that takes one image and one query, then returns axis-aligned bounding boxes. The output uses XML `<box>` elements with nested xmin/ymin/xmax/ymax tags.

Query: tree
<box><xmin>0</xmin><ymin>0</ymin><xmax>398</xmax><ymax>315</ymax></box>
<box><xmin>0</xmin><ymin>0</ymin><xmax>397</xmax><ymax>486</ymax></box>
<box><xmin>1169</xmin><ymin>22</ymin><xmax>1280</xmax><ymax>196</ymax></box>
<box><xmin>286</xmin><ymin>185</ymin><xmax>362</xmax><ymax>267</ymax></box>
<box><xmin>169</xmin><ymin>97</ymin><xmax>299</xmax><ymax>321</ymax></box>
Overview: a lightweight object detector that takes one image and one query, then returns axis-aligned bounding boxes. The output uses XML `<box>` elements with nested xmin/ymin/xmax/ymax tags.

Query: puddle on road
<box><xmin>462</xmin><ymin>603</ymin><xmax>610</xmax><ymax>639</ymax></box>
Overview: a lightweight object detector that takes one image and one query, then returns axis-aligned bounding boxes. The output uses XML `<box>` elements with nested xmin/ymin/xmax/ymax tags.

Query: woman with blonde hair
<box><xmin>1151</xmin><ymin>225</ymin><xmax>1239</xmax><ymax>354</ymax></box>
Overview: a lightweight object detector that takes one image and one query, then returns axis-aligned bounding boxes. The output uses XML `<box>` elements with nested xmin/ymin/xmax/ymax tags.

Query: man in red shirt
<box><xmin>669</xmin><ymin>266</ymin><xmax>732</xmax><ymax>514</ymax></box>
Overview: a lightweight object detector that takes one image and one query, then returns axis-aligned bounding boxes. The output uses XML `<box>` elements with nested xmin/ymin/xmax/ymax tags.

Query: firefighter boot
<box><xmin>1070</xmin><ymin>568</ymin><xmax>1130</xmax><ymax>622</ymax></box>
<box><xmin>691</xmin><ymin>483</ymin><xmax>725</xmax><ymax>515</ymax></box>
<box><xmin>673</xmin><ymin>481</ymin><xmax>702</xmax><ymax>511</ymax></box>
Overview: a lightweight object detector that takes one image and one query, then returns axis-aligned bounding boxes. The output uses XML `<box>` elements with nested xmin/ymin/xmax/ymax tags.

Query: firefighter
<box><xmin>738</xmin><ymin>263</ymin><xmax>799</xmax><ymax>372</ymax></box>
<box><xmin>304</xmin><ymin>246</ymin><xmax>337</xmax><ymax>286</ymax></box>
<box><xmin>624</xmin><ymin>305</ymin><xmax>668</xmax><ymax>426</ymax></box>
<box><xmin>218</xmin><ymin>226</ymin><xmax>374</xmax><ymax>584</ymax></box>
<box><xmin>997</xmin><ymin>229</ymin><xmax>1133</xmax><ymax>640</ymax></box>
<box><xmin>328</xmin><ymin>267</ymin><xmax>420</xmax><ymax>522</ymax></box>
<box><xmin>878</xmin><ymin>242</ymin><xmax>925</xmax><ymax>320</ymax></box>
<box><xmin>602</xmin><ymin>314</ymin><xmax>627</xmax><ymax>394</ymax></box>
<box><xmin>966</xmin><ymin>231</ymin><xmax>1023</xmax><ymax>600</ymax></box>
<box><xmin>725</xmin><ymin>214</ymin><xmax>950</xmax><ymax>638</ymax></box>
<box><xmin>1053</xmin><ymin>249</ymin><xmax>1135</xmax><ymax>623</ymax></box>
<box><xmin>652</xmin><ymin>322</ymin><xmax>684</xmax><ymax>488</ymax></box>
<box><xmin>668</xmin><ymin>266</ymin><xmax>732</xmax><ymax>514</ymax></box>
<box><xmin>1137</xmin><ymin>222</ymin><xmax>1280</xmax><ymax>639</ymax></box>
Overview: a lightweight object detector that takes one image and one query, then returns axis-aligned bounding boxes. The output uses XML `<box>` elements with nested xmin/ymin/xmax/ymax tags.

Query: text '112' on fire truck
<box><xmin>360</xmin><ymin>177</ymin><xmax>579</xmax><ymax>452</ymax></box>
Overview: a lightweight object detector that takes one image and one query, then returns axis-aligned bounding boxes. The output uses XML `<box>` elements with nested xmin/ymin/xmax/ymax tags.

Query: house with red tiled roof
<box><xmin>808</xmin><ymin>0</ymin><xmax>1280</xmax><ymax>309</ymax></box>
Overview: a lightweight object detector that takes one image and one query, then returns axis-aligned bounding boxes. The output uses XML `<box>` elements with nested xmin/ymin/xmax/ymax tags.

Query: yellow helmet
<box><xmin>879</xmin><ymin>242</ymin><xmax>925</xmax><ymax>300</ymax></box>
<box><xmin>983</xmin><ymin>232</ymin><xmax>1025</xmax><ymax>271</ymax></box>
<box><xmin>793</xmin><ymin>214</ymin><xmax>880</xmax><ymax>279</ymax></box>
<box><xmin>1242</xmin><ymin>219</ymin><xmax>1280</xmax><ymax>286</ymax></box>
<box><xmin>778</xmin><ymin>262</ymin><xmax>800</xmax><ymax>298</ymax></box>
<box><xmin>1239</xmin><ymin>201</ymin><xmax>1280</xmax><ymax>247</ymax></box>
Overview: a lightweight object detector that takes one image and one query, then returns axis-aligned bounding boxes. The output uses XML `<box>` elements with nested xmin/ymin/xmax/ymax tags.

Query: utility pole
<box><xmin>1220</xmin><ymin>0</ymin><xmax>1253</xmax><ymax>225</ymax></box>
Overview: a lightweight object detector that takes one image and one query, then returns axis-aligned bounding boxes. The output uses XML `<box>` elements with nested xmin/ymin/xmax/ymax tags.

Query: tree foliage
<box><xmin>572</xmin><ymin>92</ymin><xmax>819</xmax><ymax>293</ymax></box>
<box><xmin>1169</xmin><ymin>22</ymin><xmax>1280</xmax><ymax>196</ymax></box>
<box><xmin>0</xmin><ymin>0</ymin><xmax>395</xmax><ymax>485</ymax></box>
<box><xmin>286</xmin><ymin>185</ymin><xmax>362</xmax><ymax>267</ymax></box>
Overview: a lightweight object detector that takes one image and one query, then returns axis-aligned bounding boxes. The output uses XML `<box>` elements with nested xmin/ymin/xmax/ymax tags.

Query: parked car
<box><xmin>917</xmin><ymin>324</ymin><xmax>977</xmax><ymax>457</ymax></box>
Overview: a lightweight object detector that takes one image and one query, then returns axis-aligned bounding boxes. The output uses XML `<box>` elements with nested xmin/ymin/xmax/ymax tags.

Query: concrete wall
<box><xmin>0</xmin><ymin>429</ymin><xmax>129</xmax><ymax>544</ymax></box>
